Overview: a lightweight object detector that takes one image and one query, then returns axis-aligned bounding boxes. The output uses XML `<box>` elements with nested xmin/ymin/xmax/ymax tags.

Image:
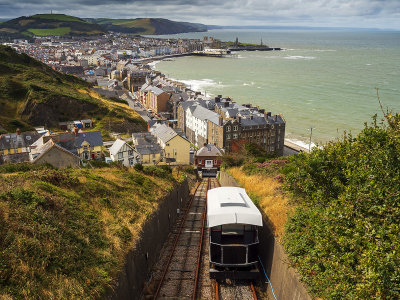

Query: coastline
<box><xmin>147</xmin><ymin>56</ymin><xmax>315</xmax><ymax>153</ymax></box>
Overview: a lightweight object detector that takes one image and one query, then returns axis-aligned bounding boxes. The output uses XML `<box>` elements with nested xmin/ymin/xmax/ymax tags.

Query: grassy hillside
<box><xmin>0</xmin><ymin>14</ymin><xmax>106</xmax><ymax>39</ymax></box>
<box><xmin>0</xmin><ymin>163</ymin><xmax>190</xmax><ymax>299</ymax></box>
<box><xmin>87</xmin><ymin>17</ymin><xmax>208</xmax><ymax>35</ymax></box>
<box><xmin>0</xmin><ymin>45</ymin><xmax>145</xmax><ymax>137</ymax></box>
<box><xmin>282</xmin><ymin>112</ymin><xmax>400</xmax><ymax>299</ymax></box>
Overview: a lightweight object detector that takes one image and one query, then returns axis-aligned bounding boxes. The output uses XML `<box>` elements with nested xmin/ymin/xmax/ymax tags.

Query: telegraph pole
<box><xmin>309</xmin><ymin>127</ymin><xmax>314</xmax><ymax>152</ymax></box>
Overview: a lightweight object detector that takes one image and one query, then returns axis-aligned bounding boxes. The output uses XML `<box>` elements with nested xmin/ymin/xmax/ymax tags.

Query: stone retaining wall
<box><xmin>104</xmin><ymin>178</ymin><xmax>193</xmax><ymax>300</ymax></box>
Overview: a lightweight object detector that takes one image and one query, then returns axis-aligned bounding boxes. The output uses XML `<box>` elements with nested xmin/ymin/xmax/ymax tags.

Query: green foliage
<box><xmin>134</xmin><ymin>163</ymin><xmax>144</xmax><ymax>171</ymax></box>
<box><xmin>143</xmin><ymin>165</ymin><xmax>174</xmax><ymax>180</ymax></box>
<box><xmin>28</xmin><ymin>27</ymin><xmax>71</xmax><ymax>36</ymax></box>
<box><xmin>283</xmin><ymin>113</ymin><xmax>400</xmax><ymax>299</ymax></box>
<box><xmin>221</xmin><ymin>153</ymin><xmax>245</xmax><ymax>168</ymax></box>
<box><xmin>0</xmin><ymin>162</ymin><xmax>53</xmax><ymax>173</ymax></box>
<box><xmin>0</xmin><ymin>188</ymin><xmax>45</xmax><ymax>206</ymax></box>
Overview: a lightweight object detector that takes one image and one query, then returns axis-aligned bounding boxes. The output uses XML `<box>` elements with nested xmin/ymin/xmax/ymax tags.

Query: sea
<box><xmin>148</xmin><ymin>29</ymin><xmax>400</xmax><ymax>148</ymax></box>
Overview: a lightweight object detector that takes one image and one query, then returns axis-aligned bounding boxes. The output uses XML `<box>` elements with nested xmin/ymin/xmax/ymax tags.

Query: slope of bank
<box><xmin>0</xmin><ymin>163</ymin><xmax>191</xmax><ymax>299</ymax></box>
<box><xmin>0</xmin><ymin>45</ymin><xmax>145</xmax><ymax>136</ymax></box>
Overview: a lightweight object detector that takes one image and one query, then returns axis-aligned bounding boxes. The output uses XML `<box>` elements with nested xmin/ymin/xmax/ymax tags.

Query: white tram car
<box><xmin>207</xmin><ymin>187</ymin><xmax>262</xmax><ymax>280</ymax></box>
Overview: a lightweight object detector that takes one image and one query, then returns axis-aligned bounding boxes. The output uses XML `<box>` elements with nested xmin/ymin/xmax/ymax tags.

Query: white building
<box><xmin>185</xmin><ymin>105</ymin><xmax>219</xmax><ymax>147</ymax></box>
<box><xmin>109</xmin><ymin>139</ymin><xmax>140</xmax><ymax>167</ymax></box>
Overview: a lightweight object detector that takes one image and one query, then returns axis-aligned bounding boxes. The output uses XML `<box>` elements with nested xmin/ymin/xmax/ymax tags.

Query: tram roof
<box><xmin>207</xmin><ymin>187</ymin><xmax>263</xmax><ymax>228</ymax></box>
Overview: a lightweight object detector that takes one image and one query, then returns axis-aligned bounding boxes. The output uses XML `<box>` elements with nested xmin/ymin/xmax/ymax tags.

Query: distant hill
<box><xmin>86</xmin><ymin>17</ymin><xmax>208</xmax><ymax>35</ymax></box>
<box><xmin>0</xmin><ymin>45</ymin><xmax>145</xmax><ymax>136</ymax></box>
<box><xmin>0</xmin><ymin>14</ymin><xmax>106</xmax><ymax>39</ymax></box>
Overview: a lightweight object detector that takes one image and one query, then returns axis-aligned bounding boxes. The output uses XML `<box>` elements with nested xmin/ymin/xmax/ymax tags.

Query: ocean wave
<box><xmin>147</xmin><ymin>60</ymin><xmax>161</xmax><ymax>69</ymax></box>
<box><xmin>286</xmin><ymin>138</ymin><xmax>317</xmax><ymax>151</ymax></box>
<box><xmin>311</xmin><ymin>49</ymin><xmax>337</xmax><ymax>52</ymax></box>
<box><xmin>178</xmin><ymin>78</ymin><xmax>225</xmax><ymax>92</ymax></box>
<box><xmin>284</xmin><ymin>55</ymin><xmax>316</xmax><ymax>60</ymax></box>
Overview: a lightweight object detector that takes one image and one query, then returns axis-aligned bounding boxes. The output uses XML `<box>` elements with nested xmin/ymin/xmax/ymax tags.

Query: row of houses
<box><xmin>0</xmin><ymin>128</ymin><xmax>103</xmax><ymax>167</ymax></box>
<box><xmin>176</xmin><ymin>96</ymin><xmax>286</xmax><ymax>156</ymax></box>
<box><xmin>129</xmin><ymin>70</ymin><xmax>286</xmax><ymax>156</ymax></box>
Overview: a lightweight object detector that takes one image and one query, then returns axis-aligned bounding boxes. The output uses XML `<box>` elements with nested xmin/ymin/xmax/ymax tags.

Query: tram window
<box><xmin>221</xmin><ymin>224</ymin><xmax>244</xmax><ymax>235</ymax></box>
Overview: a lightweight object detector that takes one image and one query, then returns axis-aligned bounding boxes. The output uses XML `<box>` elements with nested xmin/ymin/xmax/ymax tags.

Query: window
<box><xmin>128</xmin><ymin>150</ymin><xmax>133</xmax><ymax>156</ymax></box>
<box><xmin>214</xmin><ymin>159</ymin><xmax>217</xmax><ymax>164</ymax></box>
<box><xmin>118</xmin><ymin>152</ymin><xmax>123</xmax><ymax>159</ymax></box>
<box><xmin>226</xmin><ymin>134</ymin><xmax>231</xmax><ymax>140</ymax></box>
<box><xmin>233</xmin><ymin>133</ymin><xmax>238</xmax><ymax>139</ymax></box>
<box><xmin>83</xmin><ymin>145</ymin><xmax>88</xmax><ymax>151</ymax></box>
<box><xmin>129</xmin><ymin>158</ymin><xmax>134</xmax><ymax>165</ymax></box>
<box><xmin>226</xmin><ymin>126</ymin><xmax>231</xmax><ymax>132</ymax></box>
<box><xmin>233</xmin><ymin>125</ymin><xmax>238</xmax><ymax>131</ymax></box>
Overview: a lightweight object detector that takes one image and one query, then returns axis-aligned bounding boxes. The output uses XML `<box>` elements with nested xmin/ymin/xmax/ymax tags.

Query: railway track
<box><xmin>214</xmin><ymin>280</ymin><xmax>258</xmax><ymax>300</ymax></box>
<box><xmin>143</xmin><ymin>178</ymin><xmax>260</xmax><ymax>299</ymax></box>
<box><xmin>151</xmin><ymin>178</ymin><xmax>218</xmax><ymax>299</ymax></box>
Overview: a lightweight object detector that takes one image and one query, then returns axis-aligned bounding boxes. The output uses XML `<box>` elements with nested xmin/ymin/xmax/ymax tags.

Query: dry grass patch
<box><xmin>229</xmin><ymin>167</ymin><xmax>294</xmax><ymax>238</ymax></box>
<box><xmin>0</xmin><ymin>164</ymin><xmax>187</xmax><ymax>299</ymax></box>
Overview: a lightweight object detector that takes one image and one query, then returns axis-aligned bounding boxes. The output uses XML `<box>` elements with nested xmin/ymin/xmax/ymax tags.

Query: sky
<box><xmin>0</xmin><ymin>0</ymin><xmax>399</xmax><ymax>30</ymax></box>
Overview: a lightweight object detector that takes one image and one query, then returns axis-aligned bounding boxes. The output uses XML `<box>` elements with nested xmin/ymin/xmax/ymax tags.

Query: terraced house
<box><xmin>178</xmin><ymin>96</ymin><xmax>286</xmax><ymax>156</ymax></box>
<box><xmin>0</xmin><ymin>129</ymin><xmax>42</xmax><ymax>164</ymax></box>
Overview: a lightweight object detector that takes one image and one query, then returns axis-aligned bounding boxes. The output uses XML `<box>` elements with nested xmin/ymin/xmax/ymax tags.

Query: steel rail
<box><xmin>153</xmin><ymin>180</ymin><xmax>202</xmax><ymax>299</ymax></box>
<box><xmin>250</xmin><ymin>281</ymin><xmax>258</xmax><ymax>300</ymax></box>
<box><xmin>214</xmin><ymin>279</ymin><xmax>220</xmax><ymax>300</ymax></box>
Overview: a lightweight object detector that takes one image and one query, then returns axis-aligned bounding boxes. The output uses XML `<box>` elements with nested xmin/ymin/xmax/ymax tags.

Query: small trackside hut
<box><xmin>195</xmin><ymin>144</ymin><xmax>222</xmax><ymax>178</ymax></box>
<box><xmin>207</xmin><ymin>187</ymin><xmax>262</xmax><ymax>280</ymax></box>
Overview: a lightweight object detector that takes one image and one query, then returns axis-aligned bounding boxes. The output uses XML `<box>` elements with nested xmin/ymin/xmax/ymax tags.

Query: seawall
<box><xmin>104</xmin><ymin>177</ymin><xmax>194</xmax><ymax>300</ymax></box>
<box><xmin>219</xmin><ymin>171</ymin><xmax>311</xmax><ymax>300</ymax></box>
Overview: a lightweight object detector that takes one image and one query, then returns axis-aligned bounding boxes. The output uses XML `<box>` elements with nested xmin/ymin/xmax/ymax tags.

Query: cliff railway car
<box><xmin>207</xmin><ymin>187</ymin><xmax>262</xmax><ymax>280</ymax></box>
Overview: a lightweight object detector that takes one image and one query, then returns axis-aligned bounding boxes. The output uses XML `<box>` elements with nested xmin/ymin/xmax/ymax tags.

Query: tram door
<box><xmin>205</xmin><ymin>160</ymin><xmax>213</xmax><ymax>168</ymax></box>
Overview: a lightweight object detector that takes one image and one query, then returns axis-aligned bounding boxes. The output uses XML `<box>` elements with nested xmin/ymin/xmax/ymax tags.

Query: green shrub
<box><xmin>0</xmin><ymin>188</ymin><xmax>45</xmax><ymax>206</ymax></box>
<box><xmin>0</xmin><ymin>163</ymin><xmax>53</xmax><ymax>173</ymax></box>
<box><xmin>282</xmin><ymin>113</ymin><xmax>400</xmax><ymax>299</ymax></box>
<box><xmin>134</xmin><ymin>163</ymin><xmax>143</xmax><ymax>171</ymax></box>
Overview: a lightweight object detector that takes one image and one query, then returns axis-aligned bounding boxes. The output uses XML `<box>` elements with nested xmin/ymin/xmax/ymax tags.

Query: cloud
<box><xmin>0</xmin><ymin>0</ymin><xmax>399</xmax><ymax>29</ymax></box>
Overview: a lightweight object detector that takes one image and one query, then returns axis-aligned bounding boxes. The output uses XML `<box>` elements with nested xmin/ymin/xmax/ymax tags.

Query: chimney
<box><xmin>250</xmin><ymin>115</ymin><xmax>253</xmax><ymax>120</ymax></box>
<box><xmin>74</xmin><ymin>125</ymin><xmax>79</xmax><ymax>137</ymax></box>
<box><xmin>219</xmin><ymin>116</ymin><xmax>223</xmax><ymax>126</ymax></box>
<box><xmin>267</xmin><ymin>112</ymin><xmax>272</xmax><ymax>117</ymax></box>
<box><xmin>259</xmin><ymin>109</ymin><xmax>265</xmax><ymax>114</ymax></box>
<box><xmin>16</xmin><ymin>128</ymin><xmax>21</xmax><ymax>135</ymax></box>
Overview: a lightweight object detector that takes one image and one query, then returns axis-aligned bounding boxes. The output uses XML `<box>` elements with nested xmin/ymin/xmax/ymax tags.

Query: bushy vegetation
<box><xmin>282</xmin><ymin>112</ymin><xmax>400</xmax><ymax>299</ymax></box>
<box><xmin>0</xmin><ymin>164</ymin><xmax>186</xmax><ymax>299</ymax></box>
